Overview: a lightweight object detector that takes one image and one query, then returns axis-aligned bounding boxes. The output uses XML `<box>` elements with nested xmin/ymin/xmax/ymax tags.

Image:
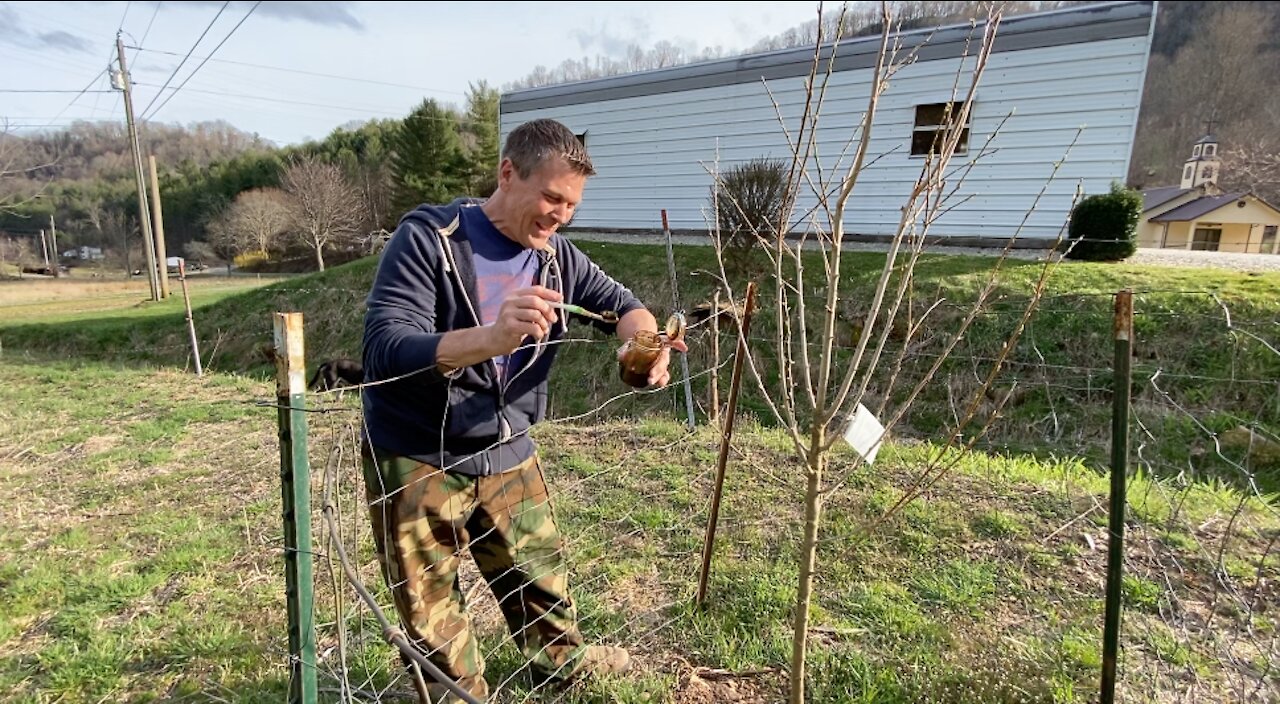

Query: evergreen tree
<box><xmin>463</xmin><ymin>81</ymin><xmax>501</xmax><ymax>197</ymax></box>
<box><xmin>390</xmin><ymin>99</ymin><xmax>465</xmax><ymax>215</ymax></box>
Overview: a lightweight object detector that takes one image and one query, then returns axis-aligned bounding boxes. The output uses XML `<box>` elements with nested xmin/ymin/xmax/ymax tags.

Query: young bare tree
<box><xmin>705</xmin><ymin>4</ymin><xmax>1079</xmax><ymax>700</ymax></box>
<box><xmin>182</xmin><ymin>240</ymin><xmax>217</xmax><ymax>268</ymax></box>
<box><xmin>227</xmin><ymin>187</ymin><xmax>295</xmax><ymax>256</ymax></box>
<box><xmin>0</xmin><ymin>235</ymin><xmax>35</xmax><ymax>274</ymax></box>
<box><xmin>0</xmin><ymin>120</ymin><xmax>55</xmax><ymax>217</ymax></box>
<box><xmin>206</xmin><ymin>208</ymin><xmax>243</xmax><ymax>275</ymax></box>
<box><xmin>280</xmin><ymin>155</ymin><xmax>363</xmax><ymax>272</ymax></box>
<box><xmin>1222</xmin><ymin>136</ymin><xmax>1280</xmax><ymax>205</ymax></box>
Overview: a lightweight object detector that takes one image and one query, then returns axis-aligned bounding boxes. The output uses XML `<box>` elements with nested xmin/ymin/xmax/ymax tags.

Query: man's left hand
<box><xmin>652</xmin><ymin>337</ymin><xmax>690</xmax><ymax>388</ymax></box>
<box><xmin>617</xmin><ymin>337</ymin><xmax>690</xmax><ymax>388</ymax></box>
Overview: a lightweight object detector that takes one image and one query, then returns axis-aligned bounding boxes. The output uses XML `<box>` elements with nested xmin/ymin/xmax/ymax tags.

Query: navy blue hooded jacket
<box><xmin>361</xmin><ymin>198</ymin><xmax>644</xmax><ymax>476</ymax></box>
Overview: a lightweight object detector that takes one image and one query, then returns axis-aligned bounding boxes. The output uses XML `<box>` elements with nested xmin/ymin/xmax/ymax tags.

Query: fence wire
<box><xmin>272</xmin><ymin>286</ymin><xmax>1277</xmax><ymax>703</ymax></box>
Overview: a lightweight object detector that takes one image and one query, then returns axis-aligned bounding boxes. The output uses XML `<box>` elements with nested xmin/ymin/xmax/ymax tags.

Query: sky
<box><xmin>1</xmin><ymin>1</ymin><xmax>827</xmax><ymax>146</ymax></box>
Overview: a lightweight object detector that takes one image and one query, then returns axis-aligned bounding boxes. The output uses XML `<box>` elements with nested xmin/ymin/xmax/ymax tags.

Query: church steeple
<box><xmin>1180</xmin><ymin>118</ymin><xmax>1221</xmax><ymax>189</ymax></box>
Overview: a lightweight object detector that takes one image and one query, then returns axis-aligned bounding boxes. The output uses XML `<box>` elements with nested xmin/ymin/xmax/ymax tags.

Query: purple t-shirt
<box><xmin>461</xmin><ymin>206</ymin><xmax>539</xmax><ymax>383</ymax></box>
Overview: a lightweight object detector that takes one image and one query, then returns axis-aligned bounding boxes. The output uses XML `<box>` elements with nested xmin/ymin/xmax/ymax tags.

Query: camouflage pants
<box><xmin>362</xmin><ymin>449</ymin><xmax>586</xmax><ymax>700</ymax></box>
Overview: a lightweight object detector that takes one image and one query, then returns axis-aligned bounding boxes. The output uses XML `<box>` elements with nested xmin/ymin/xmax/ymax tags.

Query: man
<box><xmin>361</xmin><ymin>118</ymin><xmax>687</xmax><ymax>702</ymax></box>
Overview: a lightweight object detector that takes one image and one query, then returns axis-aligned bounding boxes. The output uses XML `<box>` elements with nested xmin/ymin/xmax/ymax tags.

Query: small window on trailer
<box><xmin>911</xmin><ymin>102</ymin><xmax>970</xmax><ymax>157</ymax></box>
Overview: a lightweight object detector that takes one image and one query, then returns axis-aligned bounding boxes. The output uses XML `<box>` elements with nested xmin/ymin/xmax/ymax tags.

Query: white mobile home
<box><xmin>499</xmin><ymin>1</ymin><xmax>1156</xmax><ymax>245</ymax></box>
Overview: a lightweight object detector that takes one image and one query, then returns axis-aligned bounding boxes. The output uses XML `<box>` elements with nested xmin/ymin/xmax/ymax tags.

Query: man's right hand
<box><xmin>487</xmin><ymin>286</ymin><xmax>562</xmax><ymax>355</ymax></box>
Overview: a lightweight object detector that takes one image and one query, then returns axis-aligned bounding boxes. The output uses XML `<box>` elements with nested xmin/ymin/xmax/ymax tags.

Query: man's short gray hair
<box><xmin>502</xmin><ymin>119</ymin><xmax>595</xmax><ymax>179</ymax></box>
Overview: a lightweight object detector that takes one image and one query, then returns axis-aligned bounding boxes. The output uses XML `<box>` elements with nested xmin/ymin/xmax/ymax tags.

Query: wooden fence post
<box><xmin>697</xmin><ymin>282</ymin><xmax>758</xmax><ymax>608</ymax></box>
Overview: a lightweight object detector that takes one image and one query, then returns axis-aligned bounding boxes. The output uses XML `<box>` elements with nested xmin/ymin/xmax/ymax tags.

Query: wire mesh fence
<box><xmin>271</xmin><ymin>284</ymin><xmax>1277</xmax><ymax>703</ymax></box>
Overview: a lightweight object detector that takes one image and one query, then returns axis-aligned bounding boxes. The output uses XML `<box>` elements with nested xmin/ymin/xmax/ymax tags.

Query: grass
<box><xmin>11</xmin><ymin>240</ymin><xmax>1276</xmax><ymax>493</ymax></box>
<box><xmin>2</xmin><ymin>362</ymin><xmax>1277</xmax><ymax>702</ymax></box>
<box><xmin>0</xmin><ymin>361</ymin><xmax>284</xmax><ymax>702</ymax></box>
<box><xmin>1</xmin><ymin>245</ymin><xmax>1278</xmax><ymax>702</ymax></box>
<box><xmin>0</xmin><ymin>274</ymin><xmax>285</xmax><ymax>323</ymax></box>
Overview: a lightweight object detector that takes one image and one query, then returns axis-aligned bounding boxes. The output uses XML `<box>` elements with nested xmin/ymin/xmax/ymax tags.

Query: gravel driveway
<box><xmin>564</xmin><ymin>231</ymin><xmax>1280</xmax><ymax>273</ymax></box>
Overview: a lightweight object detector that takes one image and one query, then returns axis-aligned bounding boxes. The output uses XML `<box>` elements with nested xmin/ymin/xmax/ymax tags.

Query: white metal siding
<box><xmin>500</xmin><ymin>33</ymin><xmax>1152</xmax><ymax>241</ymax></box>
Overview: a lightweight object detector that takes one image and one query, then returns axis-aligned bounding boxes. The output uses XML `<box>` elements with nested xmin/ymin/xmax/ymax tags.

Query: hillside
<box><xmin>3</xmin><ymin>242</ymin><xmax>1277</xmax><ymax>494</ymax></box>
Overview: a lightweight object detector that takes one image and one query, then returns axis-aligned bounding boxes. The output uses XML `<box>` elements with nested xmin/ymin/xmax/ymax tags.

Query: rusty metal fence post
<box><xmin>1101</xmin><ymin>289</ymin><xmax>1133</xmax><ymax>704</ymax></box>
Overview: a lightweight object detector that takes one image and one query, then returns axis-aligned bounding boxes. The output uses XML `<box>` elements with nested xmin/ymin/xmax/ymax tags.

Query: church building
<box><xmin>1138</xmin><ymin>134</ymin><xmax>1280</xmax><ymax>253</ymax></box>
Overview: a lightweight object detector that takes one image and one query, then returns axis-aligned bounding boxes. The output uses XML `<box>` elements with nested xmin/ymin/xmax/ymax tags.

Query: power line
<box><xmin>0</xmin><ymin>89</ymin><xmax>115</xmax><ymax>94</ymax></box>
<box><xmin>139</xmin><ymin>1</ymin><xmax>162</xmax><ymax>47</ymax></box>
<box><xmin>0</xmin><ymin>45</ymin><xmax>107</xmax><ymax>77</ymax></box>
<box><xmin>132</xmin><ymin>82</ymin><xmax>408</xmax><ymax>118</ymax></box>
<box><xmin>136</xmin><ymin>1</ymin><xmax>230</xmax><ymax>120</ymax></box>
<box><xmin>128</xmin><ymin>46</ymin><xmax>467</xmax><ymax>95</ymax></box>
<box><xmin>12</xmin><ymin>7</ymin><xmax>107</xmax><ymax>41</ymax></box>
<box><xmin>21</xmin><ymin>65</ymin><xmax>110</xmax><ymax>131</ymax></box>
<box><xmin>118</xmin><ymin>1</ymin><xmax>133</xmax><ymax>32</ymax></box>
<box><xmin>142</xmin><ymin>1</ymin><xmax>261</xmax><ymax>123</ymax></box>
<box><xmin>2</xmin><ymin>106</ymin><xmax>119</xmax><ymax>119</ymax></box>
<box><xmin>6</xmin><ymin>44</ymin><xmax>117</xmax><ymax>132</ymax></box>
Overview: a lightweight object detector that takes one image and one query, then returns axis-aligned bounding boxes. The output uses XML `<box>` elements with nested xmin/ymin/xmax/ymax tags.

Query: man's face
<box><xmin>496</xmin><ymin>156</ymin><xmax>586</xmax><ymax>250</ymax></box>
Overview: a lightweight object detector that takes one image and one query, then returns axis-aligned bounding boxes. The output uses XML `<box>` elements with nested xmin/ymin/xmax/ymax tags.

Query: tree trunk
<box><xmin>314</xmin><ymin>235</ymin><xmax>326</xmax><ymax>272</ymax></box>
<box><xmin>790</xmin><ymin>427</ymin><xmax>825</xmax><ymax>704</ymax></box>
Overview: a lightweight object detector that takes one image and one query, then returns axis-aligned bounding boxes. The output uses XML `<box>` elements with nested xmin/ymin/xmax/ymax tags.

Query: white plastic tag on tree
<box><xmin>842</xmin><ymin>403</ymin><xmax>886</xmax><ymax>465</ymax></box>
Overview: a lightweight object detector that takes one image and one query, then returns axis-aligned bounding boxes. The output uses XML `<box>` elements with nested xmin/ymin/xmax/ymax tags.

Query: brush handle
<box><xmin>553</xmin><ymin>302</ymin><xmax>608</xmax><ymax>323</ymax></box>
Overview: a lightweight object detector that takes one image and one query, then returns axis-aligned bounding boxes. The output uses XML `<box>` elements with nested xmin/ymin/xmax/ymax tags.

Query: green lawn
<box><xmin>1</xmin><ymin>357</ymin><xmax>1276</xmax><ymax>703</ymax></box>
<box><xmin>1</xmin><ymin>245</ymin><xmax>1277</xmax><ymax>702</ymax></box>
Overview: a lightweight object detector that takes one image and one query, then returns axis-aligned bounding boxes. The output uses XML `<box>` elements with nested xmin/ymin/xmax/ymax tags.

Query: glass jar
<box><xmin>618</xmin><ymin>330</ymin><xmax>665</xmax><ymax>388</ymax></box>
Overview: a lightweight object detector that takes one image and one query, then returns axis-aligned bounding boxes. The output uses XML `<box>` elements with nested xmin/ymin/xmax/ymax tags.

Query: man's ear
<box><xmin>496</xmin><ymin>158</ymin><xmax>516</xmax><ymax>191</ymax></box>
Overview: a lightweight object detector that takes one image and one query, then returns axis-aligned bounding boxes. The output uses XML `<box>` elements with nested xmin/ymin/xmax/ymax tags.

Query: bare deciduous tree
<box><xmin>280</xmin><ymin>155</ymin><xmax>363</xmax><ymax>272</ymax></box>
<box><xmin>206</xmin><ymin>207</ymin><xmax>242</xmax><ymax>275</ymax></box>
<box><xmin>1222</xmin><ymin>136</ymin><xmax>1280</xmax><ymax>205</ymax></box>
<box><xmin>0</xmin><ymin>235</ymin><xmax>35</xmax><ymax>274</ymax></box>
<box><xmin>1</xmin><ymin>120</ymin><xmax>55</xmax><ymax>217</ymax></box>
<box><xmin>227</xmin><ymin>187</ymin><xmax>294</xmax><ymax>255</ymax></box>
<box><xmin>182</xmin><ymin>240</ymin><xmax>217</xmax><ymax>267</ymax></box>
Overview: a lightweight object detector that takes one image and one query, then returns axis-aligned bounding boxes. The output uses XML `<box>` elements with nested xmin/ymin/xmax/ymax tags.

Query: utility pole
<box><xmin>39</xmin><ymin>230</ymin><xmax>50</xmax><ymax>269</ymax></box>
<box><xmin>49</xmin><ymin>214</ymin><xmax>61</xmax><ymax>278</ymax></box>
<box><xmin>149</xmin><ymin>155</ymin><xmax>171</xmax><ymax>298</ymax></box>
<box><xmin>114</xmin><ymin>33</ymin><xmax>160</xmax><ymax>301</ymax></box>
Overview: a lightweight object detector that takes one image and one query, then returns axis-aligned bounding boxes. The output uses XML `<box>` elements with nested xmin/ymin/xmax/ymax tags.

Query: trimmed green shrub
<box><xmin>1065</xmin><ymin>182</ymin><xmax>1142</xmax><ymax>261</ymax></box>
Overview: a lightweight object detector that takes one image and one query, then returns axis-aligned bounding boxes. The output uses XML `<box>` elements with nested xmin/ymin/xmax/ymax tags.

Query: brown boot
<box><xmin>531</xmin><ymin>644</ymin><xmax>632</xmax><ymax>688</ymax></box>
<box><xmin>572</xmin><ymin>645</ymin><xmax>631</xmax><ymax>678</ymax></box>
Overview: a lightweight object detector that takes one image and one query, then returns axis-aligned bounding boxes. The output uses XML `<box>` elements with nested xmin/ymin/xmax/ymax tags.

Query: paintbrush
<box><xmin>552</xmin><ymin>302</ymin><xmax>619</xmax><ymax>324</ymax></box>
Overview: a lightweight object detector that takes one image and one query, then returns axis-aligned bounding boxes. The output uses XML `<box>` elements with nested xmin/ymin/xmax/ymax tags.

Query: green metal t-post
<box><xmin>1100</xmin><ymin>290</ymin><xmax>1133</xmax><ymax>704</ymax></box>
<box><xmin>275</xmin><ymin>312</ymin><xmax>317</xmax><ymax>704</ymax></box>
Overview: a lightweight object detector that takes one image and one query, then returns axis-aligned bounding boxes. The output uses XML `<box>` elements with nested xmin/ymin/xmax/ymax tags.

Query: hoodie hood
<box><xmin>399</xmin><ymin>197</ymin><xmax>486</xmax><ymax>234</ymax></box>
